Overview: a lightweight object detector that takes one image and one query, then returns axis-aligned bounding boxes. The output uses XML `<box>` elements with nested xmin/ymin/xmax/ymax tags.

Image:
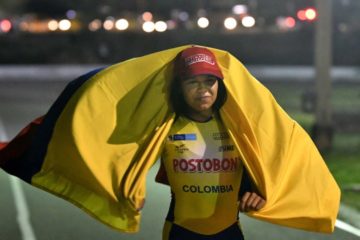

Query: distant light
<box><xmin>115</xmin><ymin>19</ymin><xmax>129</xmax><ymax>30</ymax></box>
<box><xmin>166</xmin><ymin>20</ymin><xmax>176</xmax><ymax>30</ymax></box>
<box><xmin>276</xmin><ymin>16</ymin><xmax>296</xmax><ymax>30</ymax></box>
<box><xmin>224</xmin><ymin>17</ymin><xmax>237</xmax><ymax>30</ymax></box>
<box><xmin>232</xmin><ymin>4</ymin><xmax>248</xmax><ymax>15</ymax></box>
<box><xmin>103</xmin><ymin>19</ymin><xmax>115</xmax><ymax>30</ymax></box>
<box><xmin>19</xmin><ymin>21</ymin><xmax>29</xmax><ymax>31</ymax></box>
<box><xmin>155</xmin><ymin>21</ymin><xmax>167</xmax><ymax>32</ymax></box>
<box><xmin>305</xmin><ymin>8</ymin><xmax>317</xmax><ymax>21</ymax></box>
<box><xmin>0</xmin><ymin>19</ymin><xmax>12</xmax><ymax>33</ymax></box>
<box><xmin>58</xmin><ymin>19</ymin><xmax>71</xmax><ymax>31</ymax></box>
<box><xmin>89</xmin><ymin>19</ymin><xmax>102</xmax><ymax>31</ymax></box>
<box><xmin>66</xmin><ymin>10</ymin><xmax>77</xmax><ymax>19</ymax></box>
<box><xmin>197</xmin><ymin>17</ymin><xmax>209</xmax><ymax>28</ymax></box>
<box><xmin>48</xmin><ymin>20</ymin><xmax>58</xmax><ymax>31</ymax></box>
<box><xmin>297</xmin><ymin>10</ymin><xmax>307</xmax><ymax>21</ymax></box>
<box><xmin>197</xmin><ymin>9</ymin><xmax>207</xmax><ymax>17</ymax></box>
<box><xmin>142</xmin><ymin>11</ymin><xmax>153</xmax><ymax>22</ymax></box>
<box><xmin>178</xmin><ymin>11</ymin><xmax>189</xmax><ymax>21</ymax></box>
<box><xmin>285</xmin><ymin>17</ymin><xmax>296</xmax><ymax>28</ymax></box>
<box><xmin>142</xmin><ymin>21</ymin><xmax>155</xmax><ymax>32</ymax></box>
<box><xmin>242</xmin><ymin>16</ymin><xmax>255</xmax><ymax>28</ymax></box>
<box><xmin>338</xmin><ymin>23</ymin><xmax>349</xmax><ymax>33</ymax></box>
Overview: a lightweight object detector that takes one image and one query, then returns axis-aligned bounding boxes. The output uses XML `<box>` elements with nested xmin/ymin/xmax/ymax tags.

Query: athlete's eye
<box><xmin>187</xmin><ymin>80</ymin><xmax>197</xmax><ymax>85</ymax></box>
<box><xmin>205</xmin><ymin>78</ymin><xmax>217</xmax><ymax>86</ymax></box>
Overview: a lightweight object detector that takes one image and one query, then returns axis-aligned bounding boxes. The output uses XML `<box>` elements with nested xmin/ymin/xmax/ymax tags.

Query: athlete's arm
<box><xmin>155</xmin><ymin>158</ymin><xmax>170</xmax><ymax>185</ymax></box>
<box><xmin>239</xmin><ymin>166</ymin><xmax>252</xmax><ymax>196</ymax></box>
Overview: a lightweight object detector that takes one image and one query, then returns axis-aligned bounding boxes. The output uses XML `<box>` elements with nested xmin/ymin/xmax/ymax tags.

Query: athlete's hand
<box><xmin>239</xmin><ymin>192</ymin><xmax>266</xmax><ymax>212</ymax></box>
<box><xmin>136</xmin><ymin>199</ymin><xmax>146</xmax><ymax>212</ymax></box>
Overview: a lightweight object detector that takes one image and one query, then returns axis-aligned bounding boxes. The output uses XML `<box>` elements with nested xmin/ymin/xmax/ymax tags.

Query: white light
<box><xmin>232</xmin><ymin>5</ymin><xmax>248</xmax><ymax>15</ymax></box>
<box><xmin>48</xmin><ymin>20</ymin><xmax>58</xmax><ymax>31</ymax></box>
<box><xmin>88</xmin><ymin>19</ymin><xmax>101</xmax><ymax>31</ymax></box>
<box><xmin>305</xmin><ymin>8</ymin><xmax>317</xmax><ymax>21</ymax></box>
<box><xmin>58</xmin><ymin>19</ymin><xmax>71</xmax><ymax>31</ymax></box>
<box><xmin>242</xmin><ymin>16</ymin><xmax>256</xmax><ymax>28</ymax></box>
<box><xmin>142</xmin><ymin>21</ymin><xmax>155</xmax><ymax>32</ymax></box>
<box><xmin>155</xmin><ymin>21</ymin><xmax>167</xmax><ymax>32</ymax></box>
<box><xmin>103</xmin><ymin>19</ymin><xmax>114</xmax><ymax>30</ymax></box>
<box><xmin>115</xmin><ymin>18</ymin><xmax>129</xmax><ymax>30</ymax></box>
<box><xmin>224</xmin><ymin>17</ymin><xmax>237</xmax><ymax>30</ymax></box>
<box><xmin>197</xmin><ymin>17</ymin><xmax>209</xmax><ymax>28</ymax></box>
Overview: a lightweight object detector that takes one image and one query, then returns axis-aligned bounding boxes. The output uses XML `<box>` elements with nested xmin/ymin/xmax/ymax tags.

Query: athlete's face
<box><xmin>181</xmin><ymin>75</ymin><xmax>219</xmax><ymax>115</ymax></box>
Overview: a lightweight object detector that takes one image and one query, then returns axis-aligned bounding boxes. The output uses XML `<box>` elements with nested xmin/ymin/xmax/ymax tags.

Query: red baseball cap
<box><xmin>174</xmin><ymin>46</ymin><xmax>223</xmax><ymax>80</ymax></box>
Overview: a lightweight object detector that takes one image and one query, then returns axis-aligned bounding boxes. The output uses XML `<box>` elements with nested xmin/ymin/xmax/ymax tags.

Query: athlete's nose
<box><xmin>197</xmin><ymin>81</ymin><xmax>211</xmax><ymax>91</ymax></box>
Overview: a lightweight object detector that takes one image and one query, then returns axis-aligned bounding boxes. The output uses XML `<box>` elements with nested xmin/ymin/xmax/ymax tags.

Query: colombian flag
<box><xmin>0</xmin><ymin>45</ymin><xmax>340</xmax><ymax>233</ymax></box>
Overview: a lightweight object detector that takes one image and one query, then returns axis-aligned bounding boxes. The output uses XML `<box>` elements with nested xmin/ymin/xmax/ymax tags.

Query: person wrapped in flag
<box><xmin>155</xmin><ymin>46</ymin><xmax>265</xmax><ymax>239</ymax></box>
<box><xmin>0</xmin><ymin>45</ymin><xmax>340</xmax><ymax>238</ymax></box>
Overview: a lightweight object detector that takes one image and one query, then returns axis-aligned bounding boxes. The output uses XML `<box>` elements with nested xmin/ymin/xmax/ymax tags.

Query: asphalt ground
<box><xmin>0</xmin><ymin>67</ymin><xmax>359</xmax><ymax>240</ymax></box>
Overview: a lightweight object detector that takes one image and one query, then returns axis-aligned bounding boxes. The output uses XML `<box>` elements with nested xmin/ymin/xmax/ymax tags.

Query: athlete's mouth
<box><xmin>197</xmin><ymin>96</ymin><xmax>211</xmax><ymax>101</ymax></box>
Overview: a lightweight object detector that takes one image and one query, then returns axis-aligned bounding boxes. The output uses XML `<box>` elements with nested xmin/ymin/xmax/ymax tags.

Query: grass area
<box><xmin>325</xmin><ymin>135</ymin><xmax>360</xmax><ymax>211</ymax></box>
<box><xmin>289</xmin><ymin>111</ymin><xmax>360</xmax><ymax>211</ymax></box>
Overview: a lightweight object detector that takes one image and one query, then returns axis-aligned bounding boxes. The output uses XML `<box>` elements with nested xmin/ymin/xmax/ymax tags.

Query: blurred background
<box><xmin>0</xmin><ymin>0</ymin><xmax>359</xmax><ymax>239</ymax></box>
<box><xmin>0</xmin><ymin>0</ymin><xmax>360</xmax><ymax>64</ymax></box>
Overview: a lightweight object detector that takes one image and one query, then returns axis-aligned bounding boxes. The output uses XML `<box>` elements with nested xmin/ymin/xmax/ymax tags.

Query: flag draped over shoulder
<box><xmin>0</xmin><ymin>45</ymin><xmax>340</xmax><ymax>233</ymax></box>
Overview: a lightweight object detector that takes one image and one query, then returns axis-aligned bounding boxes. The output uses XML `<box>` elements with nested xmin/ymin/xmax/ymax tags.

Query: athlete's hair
<box><xmin>169</xmin><ymin>76</ymin><xmax>227</xmax><ymax>117</ymax></box>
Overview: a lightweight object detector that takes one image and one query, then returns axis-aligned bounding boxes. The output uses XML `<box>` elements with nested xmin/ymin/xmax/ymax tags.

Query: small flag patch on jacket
<box><xmin>169</xmin><ymin>134</ymin><xmax>197</xmax><ymax>141</ymax></box>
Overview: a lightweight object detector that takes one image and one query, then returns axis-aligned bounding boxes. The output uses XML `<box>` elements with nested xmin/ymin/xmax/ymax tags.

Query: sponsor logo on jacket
<box><xmin>175</xmin><ymin>144</ymin><xmax>189</xmax><ymax>153</ymax></box>
<box><xmin>212</xmin><ymin>132</ymin><xmax>229</xmax><ymax>140</ymax></box>
<box><xmin>173</xmin><ymin>157</ymin><xmax>239</xmax><ymax>173</ymax></box>
<box><xmin>218</xmin><ymin>145</ymin><xmax>234</xmax><ymax>152</ymax></box>
<box><xmin>182</xmin><ymin>184</ymin><xmax>234</xmax><ymax>193</ymax></box>
<box><xmin>169</xmin><ymin>134</ymin><xmax>197</xmax><ymax>141</ymax></box>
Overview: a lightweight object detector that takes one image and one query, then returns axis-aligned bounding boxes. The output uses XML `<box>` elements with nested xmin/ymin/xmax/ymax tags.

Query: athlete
<box><xmin>155</xmin><ymin>46</ymin><xmax>266</xmax><ymax>240</ymax></box>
